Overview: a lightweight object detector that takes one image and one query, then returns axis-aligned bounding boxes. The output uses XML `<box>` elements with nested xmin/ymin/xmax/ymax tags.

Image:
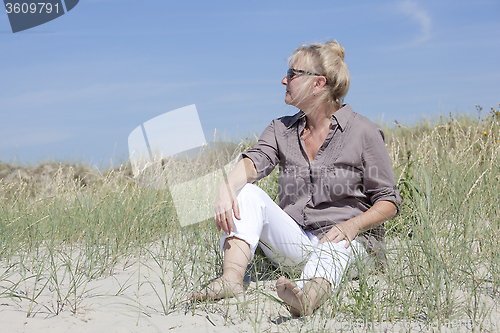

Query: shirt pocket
<box><xmin>278</xmin><ymin>164</ymin><xmax>309</xmax><ymax>205</ymax></box>
<box><xmin>316</xmin><ymin>164</ymin><xmax>364</xmax><ymax>202</ymax></box>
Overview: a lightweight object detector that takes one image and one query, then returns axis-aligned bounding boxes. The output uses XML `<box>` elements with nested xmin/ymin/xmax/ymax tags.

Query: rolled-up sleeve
<box><xmin>362</xmin><ymin>127</ymin><xmax>402</xmax><ymax>214</ymax></box>
<box><xmin>242</xmin><ymin>120</ymin><xmax>280</xmax><ymax>182</ymax></box>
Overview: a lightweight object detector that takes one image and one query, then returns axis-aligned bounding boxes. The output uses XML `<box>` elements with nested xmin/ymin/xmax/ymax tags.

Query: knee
<box><xmin>237</xmin><ymin>183</ymin><xmax>266</xmax><ymax>203</ymax></box>
<box><xmin>238</xmin><ymin>183</ymin><xmax>259</xmax><ymax>195</ymax></box>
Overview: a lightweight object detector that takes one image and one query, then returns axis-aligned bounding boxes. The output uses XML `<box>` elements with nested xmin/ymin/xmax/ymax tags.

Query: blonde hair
<box><xmin>288</xmin><ymin>40</ymin><xmax>350</xmax><ymax>112</ymax></box>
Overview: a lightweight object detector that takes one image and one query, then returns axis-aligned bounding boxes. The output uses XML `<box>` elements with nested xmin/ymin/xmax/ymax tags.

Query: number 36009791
<box><xmin>5</xmin><ymin>3</ymin><xmax>60</xmax><ymax>14</ymax></box>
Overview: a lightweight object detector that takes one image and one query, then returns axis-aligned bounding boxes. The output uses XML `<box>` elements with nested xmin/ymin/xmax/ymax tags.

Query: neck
<box><xmin>303</xmin><ymin>105</ymin><xmax>336</xmax><ymax>130</ymax></box>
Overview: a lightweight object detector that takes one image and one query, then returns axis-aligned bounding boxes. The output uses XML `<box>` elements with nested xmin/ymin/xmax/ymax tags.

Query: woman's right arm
<box><xmin>214</xmin><ymin>157</ymin><xmax>257</xmax><ymax>235</ymax></box>
<box><xmin>215</xmin><ymin>119</ymin><xmax>280</xmax><ymax>234</ymax></box>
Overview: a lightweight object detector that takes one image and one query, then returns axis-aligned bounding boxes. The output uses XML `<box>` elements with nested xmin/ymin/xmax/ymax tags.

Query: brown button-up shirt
<box><xmin>242</xmin><ymin>104</ymin><xmax>402</xmax><ymax>257</ymax></box>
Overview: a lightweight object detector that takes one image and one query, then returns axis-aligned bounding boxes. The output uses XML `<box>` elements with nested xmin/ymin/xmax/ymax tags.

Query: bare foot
<box><xmin>276</xmin><ymin>276</ymin><xmax>309</xmax><ymax>316</ymax></box>
<box><xmin>190</xmin><ymin>277</ymin><xmax>244</xmax><ymax>301</ymax></box>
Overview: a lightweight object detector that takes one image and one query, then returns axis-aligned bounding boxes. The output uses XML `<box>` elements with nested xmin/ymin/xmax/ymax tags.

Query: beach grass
<box><xmin>0</xmin><ymin>105</ymin><xmax>499</xmax><ymax>332</ymax></box>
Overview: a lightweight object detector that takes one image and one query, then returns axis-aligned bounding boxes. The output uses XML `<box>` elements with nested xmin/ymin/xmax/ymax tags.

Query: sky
<box><xmin>1</xmin><ymin>0</ymin><xmax>499</xmax><ymax>169</ymax></box>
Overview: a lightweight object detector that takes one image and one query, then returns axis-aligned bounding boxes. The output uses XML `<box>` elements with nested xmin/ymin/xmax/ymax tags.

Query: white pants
<box><xmin>221</xmin><ymin>184</ymin><xmax>366</xmax><ymax>290</ymax></box>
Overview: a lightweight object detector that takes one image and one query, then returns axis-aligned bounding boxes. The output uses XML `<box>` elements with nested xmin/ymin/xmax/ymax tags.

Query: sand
<box><xmin>1</xmin><ymin>253</ymin><xmax>498</xmax><ymax>333</ymax></box>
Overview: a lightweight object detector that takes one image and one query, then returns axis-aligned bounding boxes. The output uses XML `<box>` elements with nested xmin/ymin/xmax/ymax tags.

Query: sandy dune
<box><xmin>1</xmin><ymin>253</ymin><xmax>497</xmax><ymax>333</ymax></box>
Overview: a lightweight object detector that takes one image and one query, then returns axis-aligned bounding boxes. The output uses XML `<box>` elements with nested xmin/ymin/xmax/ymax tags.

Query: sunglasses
<box><xmin>287</xmin><ymin>68</ymin><xmax>324</xmax><ymax>81</ymax></box>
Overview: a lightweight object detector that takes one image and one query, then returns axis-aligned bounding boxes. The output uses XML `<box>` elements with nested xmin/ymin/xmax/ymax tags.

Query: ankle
<box><xmin>222</xmin><ymin>266</ymin><xmax>246</xmax><ymax>284</ymax></box>
<box><xmin>221</xmin><ymin>273</ymin><xmax>243</xmax><ymax>286</ymax></box>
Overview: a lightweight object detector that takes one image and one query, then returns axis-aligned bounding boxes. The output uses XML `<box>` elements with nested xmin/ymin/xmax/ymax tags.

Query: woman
<box><xmin>191</xmin><ymin>40</ymin><xmax>401</xmax><ymax>316</ymax></box>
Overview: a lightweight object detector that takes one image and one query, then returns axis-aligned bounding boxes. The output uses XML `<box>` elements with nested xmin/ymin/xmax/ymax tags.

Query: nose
<box><xmin>281</xmin><ymin>76</ymin><xmax>288</xmax><ymax>85</ymax></box>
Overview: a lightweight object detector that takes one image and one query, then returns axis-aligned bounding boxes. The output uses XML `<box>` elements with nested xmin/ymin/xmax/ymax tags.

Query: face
<box><xmin>281</xmin><ymin>63</ymin><xmax>312</xmax><ymax>108</ymax></box>
<box><xmin>281</xmin><ymin>58</ymin><xmax>326</xmax><ymax>109</ymax></box>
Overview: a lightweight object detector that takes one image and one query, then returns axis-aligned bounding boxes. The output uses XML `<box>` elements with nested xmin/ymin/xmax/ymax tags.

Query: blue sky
<box><xmin>1</xmin><ymin>0</ymin><xmax>499</xmax><ymax>168</ymax></box>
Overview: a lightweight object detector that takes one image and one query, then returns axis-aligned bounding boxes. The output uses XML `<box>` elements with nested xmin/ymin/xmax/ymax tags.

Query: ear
<box><xmin>313</xmin><ymin>76</ymin><xmax>327</xmax><ymax>90</ymax></box>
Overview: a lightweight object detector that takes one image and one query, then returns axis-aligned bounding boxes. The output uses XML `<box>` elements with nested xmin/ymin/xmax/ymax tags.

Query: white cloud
<box><xmin>397</xmin><ymin>0</ymin><xmax>432</xmax><ymax>44</ymax></box>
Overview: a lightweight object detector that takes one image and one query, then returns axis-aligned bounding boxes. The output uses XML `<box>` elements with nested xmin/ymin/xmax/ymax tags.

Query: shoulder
<box><xmin>262</xmin><ymin>112</ymin><xmax>302</xmax><ymax>134</ymax></box>
<box><xmin>349</xmin><ymin>111</ymin><xmax>385</xmax><ymax>142</ymax></box>
<box><xmin>277</xmin><ymin>112</ymin><xmax>302</xmax><ymax>128</ymax></box>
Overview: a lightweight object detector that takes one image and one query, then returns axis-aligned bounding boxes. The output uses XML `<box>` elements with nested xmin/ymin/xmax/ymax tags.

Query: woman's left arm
<box><xmin>319</xmin><ymin>123</ymin><xmax>401</xmax><ymax>247</ymax></box>
<box><xmin>318</xmin><ymin>200</ymin><xmax>397</xmax><ymax>246</ymax></box>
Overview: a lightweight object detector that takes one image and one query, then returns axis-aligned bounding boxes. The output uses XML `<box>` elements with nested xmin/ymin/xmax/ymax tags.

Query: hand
<box><xmin>318</xmin><ymin>220</ymin><xmax>360</xmax><ymax>248</ymax></box>
<box><xmin>214</xmin><ymin>182</ymin><xmax>240</xmax><ymax>235</ymax></box>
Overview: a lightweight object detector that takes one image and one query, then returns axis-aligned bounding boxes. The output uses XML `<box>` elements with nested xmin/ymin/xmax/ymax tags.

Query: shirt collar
<box><xmin>331</xmin><ymin>104</ymin><xmax>353</xmax><ymax>131</ymax></box>
<box><xmin>286</xmin><ymin>111</ymin><xmax>304</xmax><ymax>128</ymax></box>
<box><xmin>286</xmin><ymin>104</ymin><xmax>353</xmax><ymax>131</ymax></box>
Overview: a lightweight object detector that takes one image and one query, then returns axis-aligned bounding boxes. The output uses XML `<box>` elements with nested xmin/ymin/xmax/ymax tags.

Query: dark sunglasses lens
<box><xmin>287</xmin><ymin>69</ymin><xmax>294</xmax><ymax>80</ymax></box>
